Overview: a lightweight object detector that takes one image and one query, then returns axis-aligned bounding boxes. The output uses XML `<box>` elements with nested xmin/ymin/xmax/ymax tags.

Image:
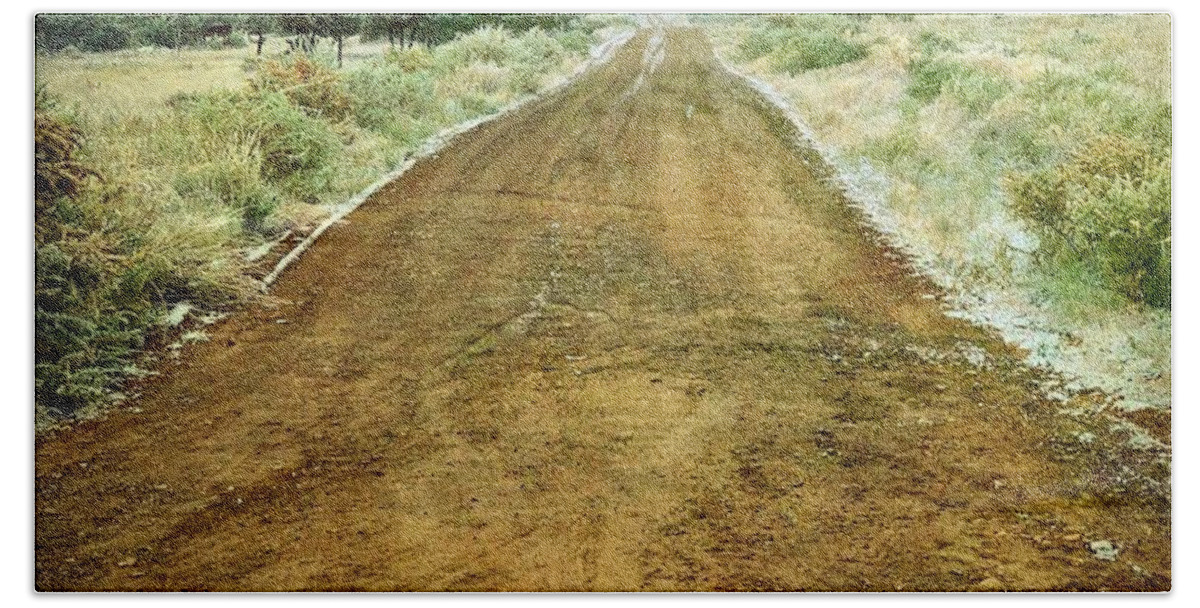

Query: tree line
<box><xmin>35</xmin><ymin>13</ymin><xmax>582</xmax><ymax>63</ymax></box>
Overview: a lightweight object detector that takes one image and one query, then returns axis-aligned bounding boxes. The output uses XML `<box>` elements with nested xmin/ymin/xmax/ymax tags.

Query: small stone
<box><xmin>975</xmin><ymin>577</ymin><xmax>1005</xmax><ymax>592</ymax></box>
<box><xmin>1089</xmin><ymin>540</ymin><xmax>1119</xmax><ymax>561</ymax></box>
<box><xmin>117</xmin><ymin>557</ymin><xmax>137</xmax><ymax>567</ymax></box>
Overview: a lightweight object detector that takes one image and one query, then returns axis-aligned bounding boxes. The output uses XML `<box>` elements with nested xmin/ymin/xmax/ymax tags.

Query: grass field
<box><xmin>36</xmin><ymin>35</ymin><xmax>427</xmax><ymax>114</ymax></box>
<box><xmin>38</xmin><ymin>47</ymin><xmax>249</xmax><ymax>114</ymax></box>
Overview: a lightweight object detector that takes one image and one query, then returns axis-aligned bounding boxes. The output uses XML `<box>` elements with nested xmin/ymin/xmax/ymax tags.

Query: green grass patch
<box><xmin>770</xmin><ymin>32</ymin><xmax>869</xmax><ymax>74</ymax></box>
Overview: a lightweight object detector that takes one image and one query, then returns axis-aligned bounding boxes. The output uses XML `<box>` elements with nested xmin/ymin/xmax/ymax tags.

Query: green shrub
<box><xmin>36</xmin><ymin>107</ymin><xmax>251</xmax><ymax>420</ymax></box>
<box><xmin>1007</xmin><ymin>134</ymin><xmax>1171</xmax><ymax>307</ymax></box>
<box><xmin>173</xmin><ymin>151</ymin><xmax>281</xmax><ymax>231</ymax></box>
<box><xmin>247</xmin><ymin>92</ymin><xmax>340</xmax><ymax>199</ymax></box>
<box><xmin>383</xmin><ymin>44</ymin><xmax>436</xmax><ymax>73</ymax></box>
<box><xmin>249</xmin><ymin>55</ymin><xmax>353</xmax><ymax>121</ymax></box>
<box><xmin>769</xmin><ymin>31</ymin><xmax>868</xmax><ymax>74</ymax></box>
<box><xmin>944</xmin><ymin>69</ymin><xmax>1007</xmax><ymax>116</ymax></box>
<box><xmin>553</xmin><ymin>29</ymin><xmax>592</xmax><ymax>56</ymax></box>
<box><xmin>438</xmin><ymin>25</ymin><xmax>514</xmax><ymax>70</ymax></box>
<box><xmin>512</xmin><ymin>28</ymin><xmax>566</xmax><ymax>71</ymax></box>
<box><xmin>35</xmin><ymin>166</ymin><xmax>152</xmax><ymax>417</ymax></box>
<box><xmin>916</xmin><ymin>30</ymin><xmax>959</xmax><ymax>55</ymax></box>
<box><xmin>36</xmin><ymin>110</ymin><xmax>95</xmax><ymax>245</ymax></box>
<box><xmin>35</xmin><ymin>305</ymin><xmax>149</xmax><ymax>416</ymax></box>
<box><xmin>345</xmin><ymin>65</ymin><xmax>439</xmax><ymax>140</ymax></box>
<box><xmin>449</xmin><ymin>90</ymin><xmax>503</xmax><ymax>118</ymax></box>
<box><xmin>906</xmin><ymin>58</ymin><xmax>959</xmax><ymax>103</ymax></box>
<box><xmin>171</xmin><ymin>89</ymin><xmax>340</xmax><ymax>203</ymax></box>
<box><xmin>738</xmin><ymin>27</ymin><xmax>790</xmax><ymax>61</ymax></box>
<box><xmin>508</xmin><ymin>64</ymin><xmax>543</xmax><ymax>95</ymax></box>
<box><xmin>904</xmin><ymin>56</ymin><xmax>1006</xmax><ymax>117</ymax></box>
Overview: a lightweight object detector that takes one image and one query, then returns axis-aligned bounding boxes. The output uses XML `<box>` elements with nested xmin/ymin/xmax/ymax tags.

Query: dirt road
<box><xmin>35</xmin><ymin>29</ymin><xmax>1169</xmax><ymax>591</ymax></box>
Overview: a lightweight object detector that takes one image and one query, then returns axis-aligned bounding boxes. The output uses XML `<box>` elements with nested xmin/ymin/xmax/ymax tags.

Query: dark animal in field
<box><xmin>202</xmin><ymin>23</ymin><xmax>233</xmax><ymax>38</ymax></box>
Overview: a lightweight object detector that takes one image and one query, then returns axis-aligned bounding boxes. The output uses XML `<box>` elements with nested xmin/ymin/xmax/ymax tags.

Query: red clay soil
<box><xmin>35</xmin><ymin>29</ymin><xmax>1170</xmax><ymax>591</ymax></box>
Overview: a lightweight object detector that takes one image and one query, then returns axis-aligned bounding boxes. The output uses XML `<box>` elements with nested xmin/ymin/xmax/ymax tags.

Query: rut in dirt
<box><xmin>36</xmin><ymin>28</ymin><xmax>1169</xmax><ymax>592</ymax></box>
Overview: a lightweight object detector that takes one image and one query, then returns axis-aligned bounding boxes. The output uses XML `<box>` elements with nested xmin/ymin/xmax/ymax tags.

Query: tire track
<box><xmin>36</xmin><ymin>28</ymin><xmax>1169</xmax><ymax>592</ymax></box>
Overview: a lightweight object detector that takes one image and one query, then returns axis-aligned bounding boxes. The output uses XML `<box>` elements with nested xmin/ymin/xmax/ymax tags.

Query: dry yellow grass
<box><xmin>37</xmin><ymin>47</ymin><xmax>250</xmax><ymax>116</ymax></box>
<box><xmin>36</xmin><ymin>35</ymin><xmax>400</xmax><ymax>117</ymax></box>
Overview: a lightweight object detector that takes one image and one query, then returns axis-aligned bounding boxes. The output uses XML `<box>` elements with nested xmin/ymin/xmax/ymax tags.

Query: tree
<box><xmin>364</xmin><ymin>14</ymin><xmax>405</xmax><ymax>47</ymax></box>
<box><xmin>124</xmin><ymin>15</ymin><xmax>182</xmax><ymax>49</ymax></box>
<box><xmin>277</xmin><ymin>14</ymin><xmax>319</xmax><ymax>54</ymax></box>
<box><xmin>244</xmin><ymin>14</ymin><xmax>277</xmax><ymax>56</ymax></box>
<box><xmin>314</xmin><ymin>14</ymin><xmax>362</xmax><ymax>67</ymax></box>
<box><xmin>35</xmin><ymin>14</ymin><xmax>129</xmax><ymax>52</ymax></box>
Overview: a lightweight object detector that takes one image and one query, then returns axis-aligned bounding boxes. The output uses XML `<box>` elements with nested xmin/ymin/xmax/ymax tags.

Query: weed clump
<box><xmin>170</xmin><ymin>89</ymin><xmax>340</xmax><ymax>204</ymax></box>
<box><xmin>771</xmin><ymin>32</ymin><xmax>869</xmax><ymax>74</ymax></box>
<box><xmin>383</xmin><ymin>44</ymin><xmax>435</xmax><ymax>73</ymax></box>
<box><xmin>344</xmin><ymin>66</ymin><xmax>438</xmax><ymax>141</ymax></box>
<box><xmin>249</xmin><ymin>55</ymin><xmax>353</xmax><ymax>121</ymax></box>
<box><xmin>1007</xmin><ymin>134</ymin><xmax>1171</xmax><ymax>307</ymax></box>
<box><xmin>737</xmin><ymin>15</ymin><xmax>869</xmax><ymax>73</ymax></box>
<box><xmin>906</xmin><ymin>58</ymin><xmax>1006</xmax><ymax>117</ymax></box>
<box><xmin>438</xmin><ymin>25</ymin><xmax>514</xmax><ymax>68</ymax></box>
<box><xmin>35</xmin><ymin>111</ymin><xmax>96</xmax><ymax>244</ymax></box>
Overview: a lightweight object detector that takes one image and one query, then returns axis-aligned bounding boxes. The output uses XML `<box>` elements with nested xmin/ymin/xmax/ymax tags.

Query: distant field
<box><xmin>37</xmin><ymin>36</ymin><xmax>396</xmax><ymax>115</ymax></box>
<box><xmin>38</xmin><ymin>47</ymin><xmax>249</xmax><ymax>113</ymax></box>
